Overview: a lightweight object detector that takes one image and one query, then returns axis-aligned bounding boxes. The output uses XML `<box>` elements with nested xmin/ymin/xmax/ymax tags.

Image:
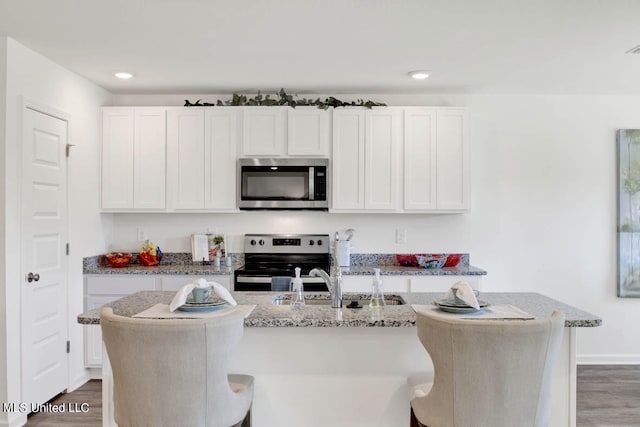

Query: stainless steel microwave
<box><xmin>237</xmin><ymin>158</ymin><xmax>329</xmax><ymax>210</ymax></box>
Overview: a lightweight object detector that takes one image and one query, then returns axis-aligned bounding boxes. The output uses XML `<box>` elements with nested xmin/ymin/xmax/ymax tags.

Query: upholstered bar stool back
<box><xmin>410</xmin><ymin>309</ymin><xmax>565</xmax><ymax>427</ymax></box>
<box><xmin>101</xmin><ymin>307</ymin><xmax>253</xmax><ymax>427</ymax></box>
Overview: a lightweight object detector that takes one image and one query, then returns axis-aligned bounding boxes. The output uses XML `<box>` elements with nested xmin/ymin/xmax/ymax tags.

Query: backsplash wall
<box><xmin>109</xmin><ymin>211</ymin><xmax>478</xmax><ymax>255</ymax></box>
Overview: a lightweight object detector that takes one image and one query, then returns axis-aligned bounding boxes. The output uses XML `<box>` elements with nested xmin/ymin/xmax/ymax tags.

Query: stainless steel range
<box><xmin>234</xmin><ymin>234</ymin><xmax>330</xmax><ymax>292</ymax></box>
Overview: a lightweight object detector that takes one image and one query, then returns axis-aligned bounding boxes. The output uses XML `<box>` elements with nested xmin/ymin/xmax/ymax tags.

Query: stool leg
<box><xmin>410</xmin><ymin>407</ymin><xmax>424</xmax><ymax>427</ymax></box>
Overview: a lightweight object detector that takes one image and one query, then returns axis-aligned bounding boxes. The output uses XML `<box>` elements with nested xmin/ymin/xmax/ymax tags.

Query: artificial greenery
<box><xmin>184</xmin><ymin>88</ymin><xmax>385</xmax><ymax>109</ymax></box>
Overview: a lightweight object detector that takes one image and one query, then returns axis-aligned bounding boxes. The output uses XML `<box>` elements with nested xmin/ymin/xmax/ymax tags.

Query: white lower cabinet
<box><xmin>160</xmin><ymin>275</ymin><xmax>231</xmax><ymax>291</ymax></box>
<box><xmin>84</xmin><ymin>274</ymin><xmax>233</xmax><ymax>370</ymax></box>
<box><xmin>342</xmin><ymin>275</ymin><xmax>481</xmax><ymax>294</ymax></box>
<box><xmin>84</xmin><ymin>276</ymin><xmax>159</xmax><ymax>368</ymax></box>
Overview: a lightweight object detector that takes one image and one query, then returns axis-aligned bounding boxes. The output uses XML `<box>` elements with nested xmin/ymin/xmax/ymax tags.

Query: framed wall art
<box><xmin>617</xmin><ymin>129</ymin><xmax>640</xmax><ymax>297</ymax></box>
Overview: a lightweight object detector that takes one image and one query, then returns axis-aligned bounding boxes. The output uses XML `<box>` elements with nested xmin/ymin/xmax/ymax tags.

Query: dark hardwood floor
<box><xmin>25</xmin><ymin>365</ymin><xmax>640</xmax><ymax>426</ymax></box>
<box><xmin>26</xmin><ymin>380</ymin><xmax>101</xmax><ymax>426</ymax></box>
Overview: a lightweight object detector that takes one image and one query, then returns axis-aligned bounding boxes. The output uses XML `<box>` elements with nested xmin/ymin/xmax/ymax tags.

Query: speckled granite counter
<box><xmin>84</xmin><ymin>252</ymin><xmax>486</xmax><ymax>276</ymax></box>
<box><xmin>84</xmin><ymin>264</ymin><xmax>240</xmax><ymax>276</ymax></box>
<box><xmin>77</xmin><ymin>290</ymin><xmax>600</xmax><ymax>328</ymax></box>
<box><xmin>340</xmin><ymin>265</ymin><xmax>486</xmax><ymax>276</ymax></box>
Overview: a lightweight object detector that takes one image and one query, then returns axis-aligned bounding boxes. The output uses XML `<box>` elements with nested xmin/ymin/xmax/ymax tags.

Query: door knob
<box><xmin>26</xmin><ymin>272</ymin><xmax>40</xmax><ymax>283</ymax></box>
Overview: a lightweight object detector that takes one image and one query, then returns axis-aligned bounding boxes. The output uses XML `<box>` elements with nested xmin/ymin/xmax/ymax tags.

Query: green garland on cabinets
<box><xmin>184</xmin><ymin>88</ymin><xmax>386</xmax><ymax>109</ymax></box>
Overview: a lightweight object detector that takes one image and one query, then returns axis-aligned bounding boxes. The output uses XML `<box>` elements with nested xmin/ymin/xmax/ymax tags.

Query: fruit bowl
<box><xmin>396</xmin><ymin>254</ymin><xmax>428</xmax><ymax>267</ymax></box>
<box><xmin>444</xmin><ymin>254</ymin><xmax>462</xmax><ymax>267</ymax></box>
<box><xmin>105</xmin><ymin>253</ymin><xmax>132</xmax><ymax>268</ymax></box>
<box><xmin>137</xmin><ymin>252</ymin><xmax>163</xmax><ymax>266</ymax></box>
<box><xmin>417</xmin><ymin>254</ymin><xmax>447</xmax><ymax>269</ymax></box>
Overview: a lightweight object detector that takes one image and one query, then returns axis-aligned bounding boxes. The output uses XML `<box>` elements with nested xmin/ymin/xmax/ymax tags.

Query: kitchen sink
<box><xmin>271</xmin><ymin>293</ymin><xmax>406</xmax><ymax>306</ymax></box>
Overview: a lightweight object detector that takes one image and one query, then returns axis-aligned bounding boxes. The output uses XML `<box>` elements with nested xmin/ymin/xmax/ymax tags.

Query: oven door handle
<box><xmin>235</xmin><ymin>276</ymin><xmax>327</xmax><ymax>284</ymax></box>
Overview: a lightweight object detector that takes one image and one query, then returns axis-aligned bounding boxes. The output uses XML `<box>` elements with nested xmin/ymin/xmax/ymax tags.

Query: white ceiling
<box><xmin>1</xmin><ymin>0</ymin><xmax>639</xmax><ymax>95</ymax></box>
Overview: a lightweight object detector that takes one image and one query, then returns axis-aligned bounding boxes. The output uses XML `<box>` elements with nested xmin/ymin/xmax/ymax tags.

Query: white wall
<box><xmin>110</xmin><ymin>92</ymin><xmax>638</xmax><ymax>363</ymax></box>
<box><xmin>1</xmin><ymin>37</ymin><xmax>112</xmax><ymax>426</ymax></box>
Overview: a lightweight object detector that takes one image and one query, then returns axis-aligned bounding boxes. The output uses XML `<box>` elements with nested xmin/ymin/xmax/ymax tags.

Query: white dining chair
<box><xmin>409</xmin><ymin>309</ymin><xmax>565</xmax><ymax>427</ymax></box>
<box><xmin>101</xmin><ymin>307</ymin><xmax>253</xmax><ymax>427</ymax></box>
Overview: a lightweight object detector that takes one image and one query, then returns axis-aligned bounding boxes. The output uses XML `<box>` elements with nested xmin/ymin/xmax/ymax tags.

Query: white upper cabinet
<box><xmin>332</xmin><ymin>108</ymin><xmax>401</xmax><ymax>211</ymax></box>
<box><xmin>287</xmin><ymin>107</ymin><xmax>331</xmax><ymax>156</ymax></box>
<box><xmin>332</xmin><ymin>109</ymin><xmax>365</xmax><ymax>209</ymax></box>
<box><xmin>364</xmin><ymin>108</ymin><xmax>401</xmax><ymax>210</ymax></box>
<box><xmin>241</xmin><ymin>107</ymin><xmax>288</xmax><ymax>156</ymax></box>
<box><xmin>101</xmin><ymin>107</ymin><xmax>166</xmax><ymax>210</ymax></box>
<box><xmin>167</xmin><ymin>108</ymin><xmax>206</xmax><ymax>209</ymax></box>
<box><xmin>204</xmin><ymin>108</ymin><xmax>237</xmax><ymax>210</ymax></box>
<box><xmin>167</xmin><ymin>107</ymin><xmax>239</xmax><ymax>211</ymax></box>
<box><xmin>435</xmin><ymin>108</ymin><xmax>469</xmax><ymax>211</ymax></box>
<box><xmin>404</xmin><ymin>108</ymin><xmax>437</xmax><ymax>210</ymax></box>
<box><xmin>403</xmin><ymin>107</ymin><xmax>469</xmax><ymax>212</ymax></box>
<box><xmin>242</xmin><ymin>107</ymin><xmax>331</xmax><ymax>157</ymax></box>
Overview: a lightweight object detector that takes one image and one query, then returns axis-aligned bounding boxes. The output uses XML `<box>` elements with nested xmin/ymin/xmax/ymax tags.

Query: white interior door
<box><xmin>21</xmin><ymin>106</ymin><xmax>68</xmax><ymax>406</ymax></box>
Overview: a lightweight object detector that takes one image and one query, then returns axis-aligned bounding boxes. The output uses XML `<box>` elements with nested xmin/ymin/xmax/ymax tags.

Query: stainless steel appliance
<box><xmin>234</xmin><ymin>234</ymin><xmax>330</xmax><ymax>291</ymax></box>
<box><xmin>237</xmin><ymin>158</ymin><xmax>328</xmax><ymax>210</ymax></box>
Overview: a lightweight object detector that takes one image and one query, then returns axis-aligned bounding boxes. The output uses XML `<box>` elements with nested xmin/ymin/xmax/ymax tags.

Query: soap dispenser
<box><xmin>291</xmin><ymin>267</ymin><xmax>305</xmax><ymax>309</ymax></box>
<box><xmin>369</xmin><ymin>268</ymin><xmax>385</xmax><ymax>308</ymax></box>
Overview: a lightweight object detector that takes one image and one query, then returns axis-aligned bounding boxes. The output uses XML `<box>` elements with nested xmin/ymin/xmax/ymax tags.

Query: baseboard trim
<box><xmin>577</xmin><ymin>354</ymin><xmax>640</xmax><ymax>365</ymax></box>
<box><xmin>69</xmin><ymin>371</ymin><xmax>93</xmax><ymax>392</ymax></box>
<box><xmin>0</xmin><ymin>412</ymin><xmax>27</xmax><ymax>427</ymax></box>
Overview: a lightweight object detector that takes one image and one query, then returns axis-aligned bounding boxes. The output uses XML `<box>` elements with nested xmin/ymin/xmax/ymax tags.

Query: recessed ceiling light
<box><xmin>114</xmin><ymin>72</ymin><xmax>133</xmax><ymax>79</ymax></box>
<box><xmin>409</xmin><ymin>70</ymin><xmax>430</xmax><ymax>80</ymax></box>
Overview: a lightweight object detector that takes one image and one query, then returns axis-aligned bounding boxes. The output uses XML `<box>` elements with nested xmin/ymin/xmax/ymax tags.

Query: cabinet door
<box><xmin>205</xmin><ymin>109</ymin><xmax>238</xmax><ymax>210</ymax></box>
<box><xmin>332</xmin><ymin>109</ymin><xmax>365</xmax><ymax>210</ymax></box>
<box><xmin>242</xmin><ymin>107</ymin><xmax>287</xmax><ymax>156</ymax></box>
<box><xmin>167</xmin><ymin>108</ymin><xmax>205</xmax><ymax>209</ymax></box>
<box><xmin>102</xmin><ymin>108</ymin><xmax>134</xmax><ymax>209</ymax></box>
<box><xmin>404</xmin><ymin>108</ymin><xmax>437</xmax><ymax>210</ymax></box>
<box><xmin>84</xmin><ymin>295</ymin><xmax>120</xmax><ymax>367</ymax></box>
<box><xmin>436</xmin><ymin>109</ymin><xmax>470</xmax><ymax>210</ymax></box>
<box><xmin>409</xmin><ymin>275</ymin><xmax>480</xmax><ymax>292</ymax></box>
<box><xmin>287</xmin><ymin>107</ymin><xmax>331</xmax><ymax>156</ymax></box>
<box><xmin>160</xmin><ymin>275</ymin><xmax>231</xmax><ymax>291</ymax></box>
<box><xmin>84</xmin><ymin>275</ymin><xmax>158</xmax><ymax>368</ymax></box>
<box><xmin>134</xmin><ymin>108</ymin><xmax>166</xmax><ymax>209</ymax></box>
<box><xmin>365</xmin><ymin>109</ymin><xmax>401</xmax><ymax>210</ymax></box>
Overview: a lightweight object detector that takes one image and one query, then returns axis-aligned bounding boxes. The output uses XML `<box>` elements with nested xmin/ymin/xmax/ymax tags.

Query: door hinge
<box><xmin>66</xmin><ymin>341</ymin><xmax>70</xmax><ymax>354</ymax></box>
<box><xmin>65</xmin><ymin>144</ymin><xmax>76</xmax><ymax>158</ymax></box>
<box><xmin>66</xmin><ymin>243</ymin><xmax>69</xmax><ymax>256</ymax></box>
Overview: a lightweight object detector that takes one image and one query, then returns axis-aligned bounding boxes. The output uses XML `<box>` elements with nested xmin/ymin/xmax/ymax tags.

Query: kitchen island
<box><xmin>78</xmin><ymin>291</ymin><xmax>600</xmax><ymax>427</ymax></box>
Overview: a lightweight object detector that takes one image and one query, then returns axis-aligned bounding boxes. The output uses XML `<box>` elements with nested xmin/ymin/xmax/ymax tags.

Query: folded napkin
<box><xmin>445</xmin><ymin>281</ymin><xmax>480</xmax><ymax>309</ymax></box>
<box><xmin>169</xmin><ymin>278</ymin><xmax>237</xmax><ymax>312</ymax></box>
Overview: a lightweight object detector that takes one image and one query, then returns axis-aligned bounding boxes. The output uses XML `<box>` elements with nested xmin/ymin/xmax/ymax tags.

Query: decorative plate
<box><xmin>434</xmin><ymin>304</ymin><xmax>486</xmax><ymax>314</ymax></box>
<box><xmin>435</xmin><ymin>299</ymin><xmax>490</xmax><ymax>309</ymax></box>
<box><xmin>177</xmin><ymin>301</ymin><xmax>227</xmax><ymax>312</ymax></box>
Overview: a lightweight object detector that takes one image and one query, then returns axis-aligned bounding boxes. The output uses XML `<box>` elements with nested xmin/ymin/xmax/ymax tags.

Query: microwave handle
<box><xmin>309</xmin><ymin>167</ymin><xmax>315</xmax><ymax>200</ymax></box>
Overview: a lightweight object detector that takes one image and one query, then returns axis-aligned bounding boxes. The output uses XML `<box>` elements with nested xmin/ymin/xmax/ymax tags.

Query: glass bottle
<box><xmin>369</xmin><ymin>268</ymin><xmax>385</xmax><ymax>308</ymax></box>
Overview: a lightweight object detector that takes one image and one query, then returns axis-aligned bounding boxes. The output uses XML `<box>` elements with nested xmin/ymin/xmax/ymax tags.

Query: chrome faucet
<box><xmin>310</xmin><ymin>263</ymin><xmax>343</xmax><ymax>308</ymax></box>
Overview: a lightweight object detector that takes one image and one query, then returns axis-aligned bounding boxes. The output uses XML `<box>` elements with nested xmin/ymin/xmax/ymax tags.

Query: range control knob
<box><xmin>309</xmin><ymin>240</ymin><xmax>315</xmax><ymax>246</ymax></box>
<box><xmin>259</xmin><ymin>239</ymin><xmax>265</xmax><ymax>246</ymax></box>
<box><xmin>317</xmin><ymin>240</ymin><xmax>323</xmax><ymax>246</ymax></box>
<box><xmin>250</xmin><ymin>239</ymin><xmax>257</xmax><ymax>246</ymax></box>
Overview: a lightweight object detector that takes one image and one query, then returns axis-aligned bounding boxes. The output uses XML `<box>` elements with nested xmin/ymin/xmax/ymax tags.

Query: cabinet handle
<box><xmin>27</xmin><ymin>272</ymin><xmax>40</xmax><ymax>283</ymax></box>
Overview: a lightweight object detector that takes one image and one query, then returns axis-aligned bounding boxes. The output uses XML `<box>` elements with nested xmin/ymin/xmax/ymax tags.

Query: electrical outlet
<box><xmin>395</xmin><ymin>229</ymin><xmax>406</xmax><ymax>244</ymax></box>
<box><xmin>137</xmin><ymin>227</ymin><xmax>148</xmax><ymax>242</ymax></box>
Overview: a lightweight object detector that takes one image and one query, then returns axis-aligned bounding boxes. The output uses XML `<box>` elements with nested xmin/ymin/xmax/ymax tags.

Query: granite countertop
<box><xmin>77</xmin><ymin>290</ymin><xmax>601</xmax><ymax>328</ymax></box>
<box><xmin>84</xmin><ymin>264</ymin><xmax>241</xmax><ymax>276</ymax></box>
<box><xmin>84</xmin><ymin>253</ymin><xmax>487</xmax><ymax>276</ymax></box>
<box><xmin>340</xmin><ymin>265</ymin><xmax>486</xmax><ymax>276</ymax></box>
